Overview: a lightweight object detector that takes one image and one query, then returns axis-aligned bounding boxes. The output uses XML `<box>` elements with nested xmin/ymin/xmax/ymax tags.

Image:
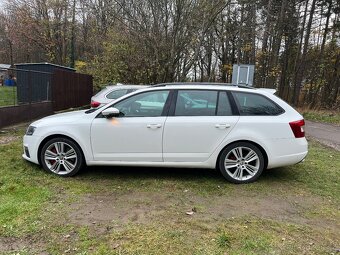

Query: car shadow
<box><xmin>24</xmin><ymin>158</ymin><xmax>296</xmax><ymax>184</ymax></box>
<box><xmin>79</xmin><ymin>165</ymin><xmax>222</xmax><ymax>181</ymax></box>
<box><xmin>76</xmin><ymin>165</ymin><xmax>294</xmax><ymax>184</ymax></box>
<box><xmin>261</xmin><ymin>167</ymin><xmax>296</xmax><ymax>181</ymax></box>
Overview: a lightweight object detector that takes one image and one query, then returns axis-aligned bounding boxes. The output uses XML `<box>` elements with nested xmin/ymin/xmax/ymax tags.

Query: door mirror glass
<box><xmin>102</xmin><ymin>107</ymin><xmax>120</xmax><ymax>118</ymax></box>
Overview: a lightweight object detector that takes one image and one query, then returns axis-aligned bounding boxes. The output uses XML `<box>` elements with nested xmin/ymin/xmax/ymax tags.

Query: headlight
<box><xmin>26</xmin><ymin>126</ymin><xmax>36</xmax><ymax>136</ymax></box>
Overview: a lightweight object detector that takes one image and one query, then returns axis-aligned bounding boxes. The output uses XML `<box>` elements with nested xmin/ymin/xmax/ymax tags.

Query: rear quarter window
<box><xmin>93</xmin><ymin>87</ymin><xmax>109</xmax><ymax>97</ymax></box>
<box><xmin>232</xmin><ymin>92</ymin><xmax>284</xmax><ymax>116</ymax></box>
<box><xmin>106</xmin><ymin>89</ymin><xmax>129</xmax><ymax>99</ymax></box>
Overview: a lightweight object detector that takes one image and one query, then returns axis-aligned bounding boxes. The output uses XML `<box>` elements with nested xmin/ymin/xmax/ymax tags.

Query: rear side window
<box><xmin>106</xmin><ymin>89</ymin><xmax>129</xmax><ymax>99</ymax></box>
<box><xmin>174</xmin><ymin>90</ymin><xmax>233</xmax><ymax>116</ymax></box>
<box><xmin>175</xmin><ymin>90</ymin><xmax>217</xmax><ymax>116</ymax></box>
<box><xmin>233</xmin><ymin>92</ymin><xmax>284</xmax><ymax>116</ymax></box>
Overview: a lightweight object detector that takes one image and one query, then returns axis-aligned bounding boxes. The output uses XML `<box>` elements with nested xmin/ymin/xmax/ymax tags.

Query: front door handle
<box><xmin>215</xmin><ymin>123</ymin><xmax>231</xmax><ymax>129</ymax></box>
<box><xmin>147</xmin><ymin>124</ymin><xmax>162</xmax><ymax>129</ymax></box>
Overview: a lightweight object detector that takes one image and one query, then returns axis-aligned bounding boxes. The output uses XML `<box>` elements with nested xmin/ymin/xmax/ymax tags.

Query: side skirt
<box><xmin>85</xmin><ymin>160</ymin><xmax>215</xmax><ymax>169</ymax></box>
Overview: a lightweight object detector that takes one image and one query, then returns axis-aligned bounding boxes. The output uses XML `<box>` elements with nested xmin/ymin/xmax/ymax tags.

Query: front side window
<box><xmin>114</xmin><ymin>90</ymin><xmax>169</xmax><ymax>117</ymax></box>
<box><xmin>233</xmin><ymin>92</ymin><xmax>284</xmax><ymax>115</ymax></box>
<box><xmin>106</xmin><ymin>89</ymin><xmax>129</xmax><ymax>99</ymax></box>
<box><xmin>175</xmin><ymin>90</ymin><xmax>218</xmax><ymax>116</ymax></box>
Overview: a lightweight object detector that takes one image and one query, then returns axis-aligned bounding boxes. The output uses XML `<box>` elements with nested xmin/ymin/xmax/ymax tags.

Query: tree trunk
<box><xmin>320</xmin><ymin>0</ymin><xmax>333</xmax><ymax>107</ymax></box>
<box><xmin>70</xmin><ymin>0</ymin><xmax>77</xmax><ymax>68</ymax></box>
<box><xmin>258</xmin><ymin>0</ymin><xmax>273</xmax><ymax>88</ymax></box>
<box><xmin>293</xmin><ymin>0</ymin><xmax>317</xmax><ymax>106</ymax></box>
<box><xmin>265</xmin><ymin>0</ymin><xmax>287</xmax><ymax>89</ymax></box>
<box><xmin>8</xmin><ymin>39</ymin><xmax>13</xmax><ymax>66</ymax></box>
<box><xmin>292</xmin><ymin>0</ymin><xmax>308</xmax><ymax>104</ymax></box>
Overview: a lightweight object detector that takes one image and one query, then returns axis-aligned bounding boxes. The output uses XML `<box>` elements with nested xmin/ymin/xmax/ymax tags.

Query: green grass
<box><xmin>300</xmin><ymin>109</ymin><xmax>340</xmax><ymax>125</ymax></box>
<box><xmin>0</xmin><ymin>128</ymin><xmax>339</xmax><ymax>254</ymax></box>
<box><xmin>0</xmin><ymin>86</ymin><xmax>17</xmax><ymax>107</ymax></box>
<box><xmin>43</xmin><ymin>218</ymin><xmax>338</xmax><ymax>255</ymax></box>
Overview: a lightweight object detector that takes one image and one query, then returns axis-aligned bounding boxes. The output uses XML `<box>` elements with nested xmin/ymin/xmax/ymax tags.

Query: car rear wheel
<box><xmin>218</xmin><ymin>142</ymin><xmax>264</xmax><ymax>184</ymax></box>
<box><xmin>40</xmin><ymin>137</ymin><xmax>84</xmax><ymax>177</ymax></box>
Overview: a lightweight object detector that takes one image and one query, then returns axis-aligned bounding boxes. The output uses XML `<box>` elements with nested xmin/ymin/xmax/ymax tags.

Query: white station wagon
<box><xmin>23</xmin><ymin>83</ymin><xmax>308</xmax><ymax>183</ymax></box>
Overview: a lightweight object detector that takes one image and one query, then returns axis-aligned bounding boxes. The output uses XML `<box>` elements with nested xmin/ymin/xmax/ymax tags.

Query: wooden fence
<box><xmin>0</xmin><ymin>68</ymin><xmax>93</xmax><ymax>128</ymax></box>
<box><xmin>52</xmin><ymin>70</ymin><xmax>93</xmax><ymax>111</ymax></box>
<box><xmin>0</xmin><ymin>102</ymin><xmax>53</xmax><ymax>128</ymax></box>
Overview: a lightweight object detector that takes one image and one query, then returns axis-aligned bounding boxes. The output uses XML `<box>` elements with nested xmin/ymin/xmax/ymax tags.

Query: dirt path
<box><xmin>67</xmin><ymin>190</ymin><xmax>338</xmax><ymax>232</ymax></box>
<box><xmin>305</xmin><ymin>120</ymin><xmax>340</xmax><ymax>151</ymax></box>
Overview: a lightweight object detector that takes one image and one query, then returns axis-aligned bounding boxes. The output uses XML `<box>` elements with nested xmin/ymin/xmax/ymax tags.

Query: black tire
<box><xmin>40</xmin><ymin>137</ymin><xmax>84</xmax><ymax>177</ymax></box>
<box><xmin>218</xmin><ymin>142</ymin><xmax>265</xmax><ymax>184</ymax></box>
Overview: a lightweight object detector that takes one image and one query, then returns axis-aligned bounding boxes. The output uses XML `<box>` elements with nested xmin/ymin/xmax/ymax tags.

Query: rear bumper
<box><xmin>267</xmin><ymin>138</ymin><xmax>308</xmax><ymax>169</ymax></box>
<box><xmin>267</xmin><ymin>151</ymin><xmax>308</xmax><ymax>169</ymax></box>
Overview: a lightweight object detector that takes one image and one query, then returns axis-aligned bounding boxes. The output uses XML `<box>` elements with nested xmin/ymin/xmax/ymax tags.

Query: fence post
<box><xmin>28</xmin><ymin>71</ymin><xmax>32</xmax><ymax>121</ymax></box>
<box><xmin>47</xmin><ymin>80</ymin><xmax>49</xmax><ymax>101</ymax></box>
<box><xmin>12</xmin><ymin>81</ymin><xmax>15</xmax><ymax>105</ymax></box>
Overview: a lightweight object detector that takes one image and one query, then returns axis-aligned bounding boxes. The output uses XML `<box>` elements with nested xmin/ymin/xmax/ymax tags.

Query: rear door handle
<box><xmin>215</xmin><ymin>124</ymin><xmax>231</xmax><ymax>129</ymax></box>
<box><xmin>147</xmin><ymin>124</ymin><xmax>162</xmax><ymax>129</ymax></box>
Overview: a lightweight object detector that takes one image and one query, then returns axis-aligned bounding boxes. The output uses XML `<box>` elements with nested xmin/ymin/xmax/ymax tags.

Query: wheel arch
<box><xmin>37</xmin><ymin>134</ymin><xmax>86</xmax><ymax>166</ymax></box>
<box><xmin>216</xmin><ymin>140</ymin><xmax>268</xmax><ymax>170</ymax></box>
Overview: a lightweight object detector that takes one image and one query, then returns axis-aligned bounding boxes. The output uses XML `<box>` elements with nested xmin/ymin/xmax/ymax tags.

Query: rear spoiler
<box><xmin>257</xmin><ymin>88</ymin><xmax>276</xmax><ymax>94</ymax></box>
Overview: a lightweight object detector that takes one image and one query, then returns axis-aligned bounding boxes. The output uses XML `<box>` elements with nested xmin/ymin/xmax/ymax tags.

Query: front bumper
<box><xmin>22</xmin><ymin>135</ymin><xmax>41</xmax><ymax>165</ymax></box>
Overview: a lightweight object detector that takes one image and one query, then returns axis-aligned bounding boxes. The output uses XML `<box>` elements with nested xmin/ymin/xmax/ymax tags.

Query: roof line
<box><xmin>14</xmin><ymin>62</ymin><xmax>76</xmax><ymax>71</ymax></box>
<box><xmin>0</xmin><ymin>67</ymin><xmax>52</xmax><ymax>74</ymax></box>
<box><xmin>152</xmin><ymin>82</ymin><xmax>254</xmax><ymax>89</ymax></box>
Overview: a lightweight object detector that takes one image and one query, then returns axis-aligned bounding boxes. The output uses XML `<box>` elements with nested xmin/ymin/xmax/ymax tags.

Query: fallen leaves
<box><xmin>185</xmin><ymin>207</ymin><xmax>197</xmax><ymax>215</ymax></box>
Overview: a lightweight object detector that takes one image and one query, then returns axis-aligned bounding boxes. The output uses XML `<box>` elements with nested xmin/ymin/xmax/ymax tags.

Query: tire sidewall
<box><xmin>219</xmin><ymin>142</ymin><xmax>264</xmax><ymax>184</ymax></box>
<box><xmin>40</xmin><ymin>137</ymin><xmax>83</xmax><ymax>177</ymax></box>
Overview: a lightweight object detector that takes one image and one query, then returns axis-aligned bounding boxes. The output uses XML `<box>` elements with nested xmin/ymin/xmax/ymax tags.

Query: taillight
<box><xmin>91</xmin><ymin>101</ymin><xmax>100</xmax><ymax>108</ymax></box>
<box><xmin>289</xmin><ymin>119</ymin><xmax>305</xmax><ymax>138</ymax></box>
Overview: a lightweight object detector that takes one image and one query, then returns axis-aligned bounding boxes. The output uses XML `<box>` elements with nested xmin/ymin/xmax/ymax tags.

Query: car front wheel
<box><xmin>219</xmin><ymin>142</ymin><xmax>265</xmax><ymax>184</ymax></box>
<box><xmin>40</xmin><ymin>137</ymin><xmax>84</xmax><ymax>177</ymax></box>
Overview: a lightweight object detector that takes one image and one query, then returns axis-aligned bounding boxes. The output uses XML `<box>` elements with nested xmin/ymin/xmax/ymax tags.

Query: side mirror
<box><xmin>102</xmin><ymin>107</ymin><xmax>120</xmax><ymax>118</ymax></box>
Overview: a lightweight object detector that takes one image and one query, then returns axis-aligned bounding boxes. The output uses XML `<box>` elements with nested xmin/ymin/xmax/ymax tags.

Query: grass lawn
<box><xmin>0</xmin><ymin>127</ymin><xmax>339</xmax><ymax>254</ymax></box>
<box><xmin>299</xmin><ymin>108</ymin><xmax>340</xmax><ymax>126</ymax></box>
<box><xmin>0</xmin><ymin>86</ymin><xmax>17</xmax><ymax>107</ymax></box>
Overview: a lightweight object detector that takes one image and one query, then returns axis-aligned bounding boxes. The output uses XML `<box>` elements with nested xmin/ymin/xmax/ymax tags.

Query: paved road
<box><xmin>305</xmin><ymin>120</ymin><xmax>340</xmax><ymax>151</ymax></box>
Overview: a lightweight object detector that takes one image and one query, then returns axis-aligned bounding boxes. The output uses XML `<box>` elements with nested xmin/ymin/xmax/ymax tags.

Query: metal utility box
<box><xmin>15</xmin><ymin>63</ymin><xmax>75</xmax><ymax>104</ymax></box>
<box><xmin>232</xmin><ymin>64</ymin><xmax>255</xmax><ymax>87</ymax></box>
<box><xmin>0</xmin><ymin>64</ymin><xmax>11</xmax><ymax>79</ymax></box>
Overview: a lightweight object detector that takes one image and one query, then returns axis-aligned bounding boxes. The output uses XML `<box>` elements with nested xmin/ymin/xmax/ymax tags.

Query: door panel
<box><xmin>91</xmin><ymin>117</ymin><xmax>166</xmax><ymax>161</ymax></box>
<box><xmin>91</xmin><ymin>90</ymin><xmax>170</xmax><ymax>162</ymax></box>
<box><xmin>163</xmin><ymin>116</ymin><xmax>239</xmax><ymax>162</ymax></box>
<box><xmin>163</xmin><ymin>90</ymin><xmax>239</xmax><ymax>162</ymax></box>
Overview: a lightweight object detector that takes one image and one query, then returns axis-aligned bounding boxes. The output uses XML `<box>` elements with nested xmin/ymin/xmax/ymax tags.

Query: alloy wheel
<box><xmin>224</xmin><ymin>146</ymin><xmax>260</xmax><ymax>181</ymax></box>
<box><xmin>44</xmin><ymin>141</ymin><xmax>78</xmax><ymax>175</ymax></box>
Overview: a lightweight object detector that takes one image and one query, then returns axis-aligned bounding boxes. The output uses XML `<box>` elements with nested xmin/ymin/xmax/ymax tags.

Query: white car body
<box><xmin>91</xmin><ymin>84</ymin><xmax>147</xmax><ymax>108</ymax></box>
<box><xmin>23</xmin><ymin>84</ymin><xmax>308</xmax><ymax>183</ymax></box>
